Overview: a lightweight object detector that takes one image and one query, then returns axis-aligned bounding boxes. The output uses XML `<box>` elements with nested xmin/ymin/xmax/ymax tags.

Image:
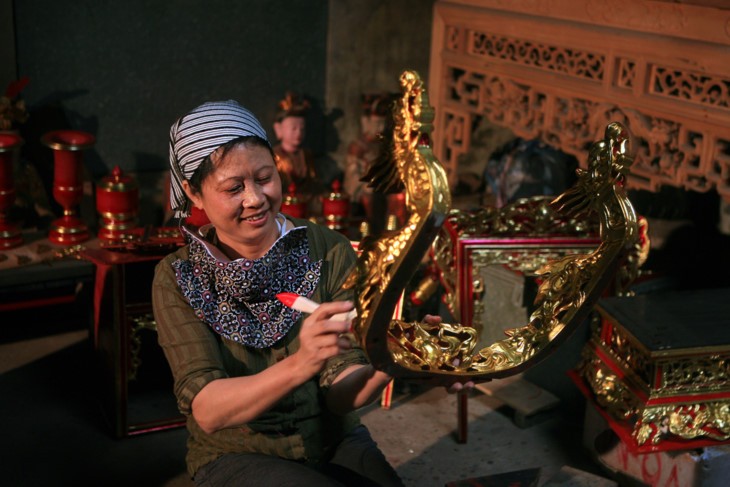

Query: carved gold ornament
<box><xmin>344</xmin><ymin>70</ymin><xmax>639</xmax><ymax>385</ymax></box>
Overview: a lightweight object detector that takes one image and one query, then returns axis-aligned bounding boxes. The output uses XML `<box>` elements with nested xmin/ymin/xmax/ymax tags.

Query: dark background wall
<box><xmin>325</xmin><ymin>0</ymin><xmax>435</xmax><ymax>167</ymax></box>
<box><xmin>0</xmin><ymin>1</ymin><xmax>14</xmax><ymax>86</ymax></box>
<box><xmin>13</xmin><ymin>0</ymin><xmax>328</xmax><ymax>177</ymax></box>
<box><xmin>5</xmin><ymin>0</ymin><xmax>435</xmax><ymax>224</ymax></box>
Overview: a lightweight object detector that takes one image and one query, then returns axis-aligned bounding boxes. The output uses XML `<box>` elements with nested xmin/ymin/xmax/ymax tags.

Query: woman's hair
<box><xmin>186</xmin><ymin>135</ymin><xmax>274</xmax><ymax>195</ymax></box>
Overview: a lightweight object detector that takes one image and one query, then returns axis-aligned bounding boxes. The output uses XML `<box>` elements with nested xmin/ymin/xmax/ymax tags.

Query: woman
<box><xmin>153</xmin><ymin>100</ymin><xmax>402</xmax><ymax>486</ymax></box>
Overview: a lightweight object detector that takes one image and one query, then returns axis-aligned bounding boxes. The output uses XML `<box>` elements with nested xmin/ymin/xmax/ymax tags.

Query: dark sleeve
<box><xmin>307</xmin><ymin>224</ymin><xmax>369</xmax><ymax>388</ymax></box>
<box><xmin>152</xmin><ymin>254</ymin><xmax>228</xmax><ymax>415</ymax></box>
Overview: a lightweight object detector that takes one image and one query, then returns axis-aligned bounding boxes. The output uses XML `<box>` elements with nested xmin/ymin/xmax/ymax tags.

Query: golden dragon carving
<box><xmin>344</xmin><ymin>70</ymin><xmax>638</xmax><ymax>384</ymax></box>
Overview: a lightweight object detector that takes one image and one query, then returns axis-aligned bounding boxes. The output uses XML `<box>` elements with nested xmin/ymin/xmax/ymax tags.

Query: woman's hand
<box><xmin>327</xmin><ymin>364</ymin><xmax>392</xmax><ymax>414</ymax></box>
<box><xmin>293</xmin><ymin>300</ymin><xmax>354</xmax><ymax>380</ymax></box>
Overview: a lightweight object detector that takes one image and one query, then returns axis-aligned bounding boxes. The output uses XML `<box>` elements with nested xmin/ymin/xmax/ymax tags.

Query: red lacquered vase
<box><xmin>96</xmin><ymin>165</ymin><xmax>139</xmax><ymax>244</ymax></box>
<box><xmin>281</xmin><ymin>182</ymin><xmax>306</xmax><ymax>219</ymax></box>
<box><xmin>0</xmin><ymin>132</ymin><xmax>24</xmax><ymax>249</ymax></box>
<box><xmin>185</xmin><ymin>206</ymin><xmax>210</xmax><ymax>228</ymax></box>
<box><xmin>42</xmin><ymin>129</ymin><xmax>95</xmax><ymax>245</ymax></box>
<box><xmin>321</xmin><ymin>179</ymin><xmax>349</xmax><ymax>232</ymax></box>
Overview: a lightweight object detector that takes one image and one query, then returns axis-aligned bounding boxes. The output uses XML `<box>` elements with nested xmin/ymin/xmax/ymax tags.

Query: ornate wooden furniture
<box><xmin>81</xmin><ymin>243</ymin><xmax>185</xmax><ymax>437</ymax></box>
<box><xmin>431</xmin><ymin>197</ymin><xmax>602</xmax><ymax>442</ymax></box>
<box><xmin>422</xmin><ymin>0</ymin><xmax>728</xmax><ymax>445</ymax></box>
<box><xmin>432</xmin><ymin>196</ymin><xmax>601</xmax><ymax>340</ymax></box>
<box><xmin>428</xmin><ymin>0</ymin><xmax>730</xmax><ymax>202</ymax></box>
<box><xmin>574</xmin><ymin>287</ymin><xmax>730</xmax><ymax>453</ymax></box>
<box><xmin>431</xmin><ymin>198</ymin><xmax>648</xmax><ymax>442</ymax></box>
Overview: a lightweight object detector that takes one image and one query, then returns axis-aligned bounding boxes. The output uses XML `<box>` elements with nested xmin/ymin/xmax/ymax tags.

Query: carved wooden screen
<box><xmin>428</xmin><ymin>0</ymin><xmax>730</xmax><ymax>201</ymax></box>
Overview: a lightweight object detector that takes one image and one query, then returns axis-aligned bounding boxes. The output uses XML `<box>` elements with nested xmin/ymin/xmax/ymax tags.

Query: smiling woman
<box><xmin>152</xmin><ymin>100</ymin><xmax>405</xmax><ymax>486</ymax></box>
<box><xmin>182</xmin><ymin>141</ymin><xmax>283</xmax><ymax>260</ymax></box>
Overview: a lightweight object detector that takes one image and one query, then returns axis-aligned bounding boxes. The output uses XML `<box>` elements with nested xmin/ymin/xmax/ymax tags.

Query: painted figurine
<box><xmin>343</xmin><ymin>93</ymin><xmax>392</xmax><ymax>219</ymax></box>
<box><xmin>272</xmin><ymin>91</ymin><xmax>322</xmax><ymax>215</ymax></box>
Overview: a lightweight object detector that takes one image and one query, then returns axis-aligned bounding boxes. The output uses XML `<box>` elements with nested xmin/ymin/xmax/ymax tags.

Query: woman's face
<box><xmin>185</xmin><ymin>143</ymin><xmax>283</xmax><ymax>258</ymax></box>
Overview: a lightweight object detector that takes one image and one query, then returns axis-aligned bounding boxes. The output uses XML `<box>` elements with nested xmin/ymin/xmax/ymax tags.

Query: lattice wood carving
<box><xmin>429</xmin><ymin>0</ymin><xmax>730</xmax><ymax>200</ymax></box>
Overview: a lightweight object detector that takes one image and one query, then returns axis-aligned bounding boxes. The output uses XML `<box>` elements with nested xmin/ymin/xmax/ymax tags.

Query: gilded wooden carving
<box><xmin>431</xmin><ymin>196</ymin><xmax>602</xmax><ymax>327</ymax></box>
<box><xmin>346</xmin><ymin>70</ymin><xmax>639</xmax><ymax>384</ymax></box>
<box><xmin>580</xmin><ymin>324</ymin><xmax>730</xmax><ymax>447</ymax></box>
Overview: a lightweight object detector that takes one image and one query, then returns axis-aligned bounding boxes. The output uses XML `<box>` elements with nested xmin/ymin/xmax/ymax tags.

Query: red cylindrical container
<box><xmin>96</xmin><ymin>165</ymin><xmax>139</xmax><ymax>244</ymax></box>
<box><xmin>0</xmin><ymin>132</ymin><xmax>23</xmax><ymax>248</ymax></box>
<box><xmin>42</xmin><ymin>129</ymin><xmax>95</xmax><ymax>245</ymax></box>
<box><xmin>281</xmin><ymin>183</ymin><xmax>306</xmax><ymax>219</ymax></box>
<box><xmin>321</xmin><ymin>180</ymin><xmax>349</xmax><ymax>232</ymax></box>
<box><xmin>96</xmin><ymin>165</ymin><xmax>138</xmax><ymax>217</ymax></box>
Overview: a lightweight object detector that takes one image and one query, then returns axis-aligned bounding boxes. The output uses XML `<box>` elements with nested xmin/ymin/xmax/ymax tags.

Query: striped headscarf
<box><xmin>168</xmin><ymin>100</ymin><xmax>269</xmax><ymax>218</ymax></box>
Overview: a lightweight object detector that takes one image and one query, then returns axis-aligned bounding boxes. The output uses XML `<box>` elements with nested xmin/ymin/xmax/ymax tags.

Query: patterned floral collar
<box><xmin>172</xmin><ymin>223</ymin><xmax>322</xmax><ymax>348</ymax></box>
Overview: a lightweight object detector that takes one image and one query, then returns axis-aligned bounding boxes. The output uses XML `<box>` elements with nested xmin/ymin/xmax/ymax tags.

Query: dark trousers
<box><xmin>193</xmin><ymin>425</ymin><xmax>404</xmax><ymax>487</ymax></box>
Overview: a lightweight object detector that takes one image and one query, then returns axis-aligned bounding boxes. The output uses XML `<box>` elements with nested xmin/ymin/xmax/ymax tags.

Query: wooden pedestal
<box><xmin>576</xmin><ymin>288</ymin><xmax>730</xmax><ymax>453</ymax></box>
<box><xmin>82</xmin><ymin>247</ymin><xmax>184</xmax><ymax>438</ymax></box>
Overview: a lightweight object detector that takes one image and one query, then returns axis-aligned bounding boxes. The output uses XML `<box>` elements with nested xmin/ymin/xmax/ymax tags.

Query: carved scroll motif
<box><xmin>467</xmin><ymin>32</ymin><xmax>605</xmax><ymax>82</ymax></box>
<box><xmin>434</xmin><ymin>19</ymin><xmax>730</xmax><ymax>200</ymax></box>
<box><xmin>581</xmin><ymin>351</ymin><xmax>730</xmax><ymax>446</ymax></box>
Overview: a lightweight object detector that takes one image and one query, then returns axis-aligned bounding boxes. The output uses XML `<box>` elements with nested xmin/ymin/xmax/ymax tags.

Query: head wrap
<box><xmin>168</xmin><ymin>100</ymin><xmax>269</xmax><ymax>218</ymax></box>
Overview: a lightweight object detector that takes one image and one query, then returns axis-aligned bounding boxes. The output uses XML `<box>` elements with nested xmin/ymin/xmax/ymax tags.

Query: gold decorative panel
<box><xmin>431</xmin><ymin>196</ymin><xmax>601</xmax><ymax>330</ymax></box>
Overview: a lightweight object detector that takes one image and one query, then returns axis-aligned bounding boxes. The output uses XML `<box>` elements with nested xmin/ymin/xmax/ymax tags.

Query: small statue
<box><xmin>343</xmin><ymin>92</ymin><xmax>407</xmax><ymax>235</ymax></box>
<box><xmin>343</xmin><ymin>93</ymin><xmax>393</xmax><ymax>221</ymax></box>
<box><xmin>272</xmin><ymin>91</ymin><xmax>322</xmax><ymax>216</ymax></box>
<box><xmin>1</xmin><ymin>77</ymin><xmax>30</xmax><ymax>130</ymax></box>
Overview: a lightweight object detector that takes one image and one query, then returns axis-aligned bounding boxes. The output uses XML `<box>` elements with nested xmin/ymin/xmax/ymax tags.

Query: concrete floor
<box><xmin>359</xmin><ymin>382</ymin><xmax>605</xmax><ymax>486</ymax></box>
<box><xmin>158</xmin><ymin>376</ymin><xmax>610</xmax><ymax>486</ymax></box>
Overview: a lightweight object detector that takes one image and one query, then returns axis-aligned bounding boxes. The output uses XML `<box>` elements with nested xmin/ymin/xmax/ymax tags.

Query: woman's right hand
<box><xmin>293</xmin><ymin>300</ymin><xmax>354</xmax><ymax>379</ymax></box>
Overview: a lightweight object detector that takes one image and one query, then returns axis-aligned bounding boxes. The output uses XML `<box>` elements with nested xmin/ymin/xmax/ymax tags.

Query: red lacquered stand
<box><xmin>42</xmin><ymin>129</ymin><xmax>95</xmax><ymax>245</ymax></box>
<box><xmin>0</xmin><ymin>132</ymin><xmax>24</xmax><ymax>249</ymax></box>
